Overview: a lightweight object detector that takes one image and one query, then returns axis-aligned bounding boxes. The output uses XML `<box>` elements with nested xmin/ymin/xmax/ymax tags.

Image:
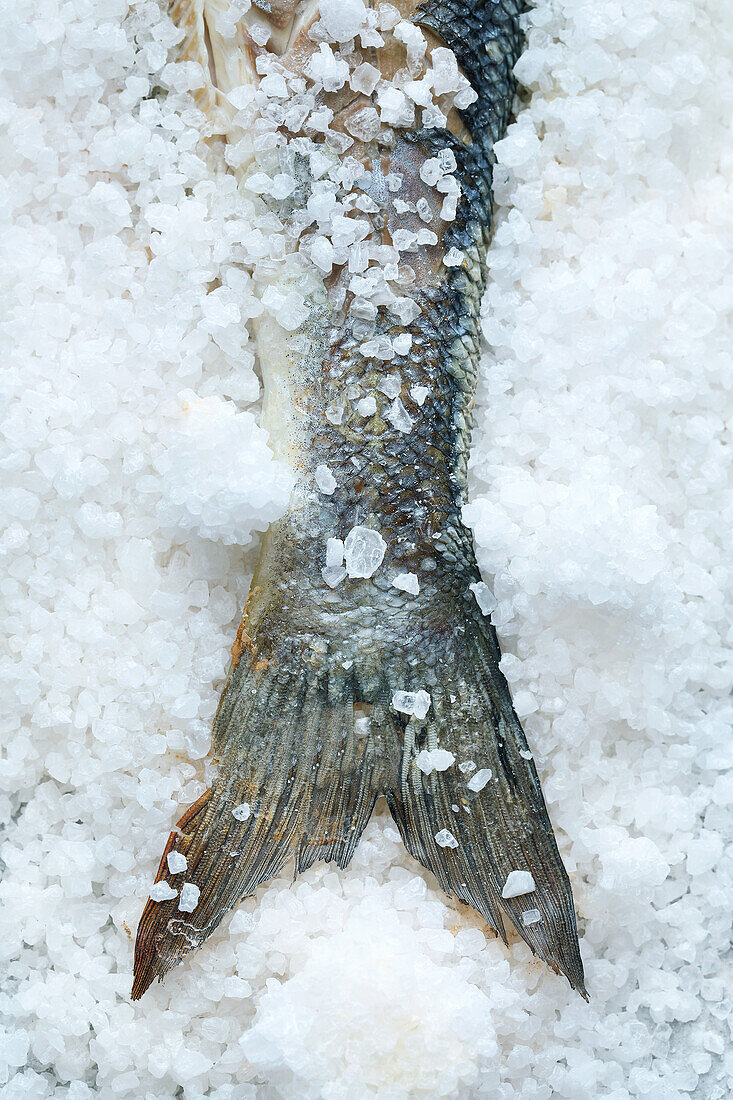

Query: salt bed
<box><xmin>1</xmin><ymin>0</ymin><xmax>732</xmax><ymax>1097</ymax></box>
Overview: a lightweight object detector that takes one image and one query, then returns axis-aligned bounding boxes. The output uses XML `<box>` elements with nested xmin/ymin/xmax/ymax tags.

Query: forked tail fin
<box><xmin>133</xmin><ymin>620</ymin><xmax>585</xmax><ymax>999</ymax></box>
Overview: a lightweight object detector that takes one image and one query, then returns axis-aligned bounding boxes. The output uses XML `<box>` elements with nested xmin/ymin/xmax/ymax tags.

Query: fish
<box><xmin>132</xmin><ymin>0</ymin><xmax>586</xmax><ymax>1000</ymax></box>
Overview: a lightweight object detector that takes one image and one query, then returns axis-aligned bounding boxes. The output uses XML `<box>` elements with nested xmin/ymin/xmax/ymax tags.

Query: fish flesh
<box><xmin>132</xmin><ymin>0</ymin><xmax>586</xmax><ymax>1000</ymax></box>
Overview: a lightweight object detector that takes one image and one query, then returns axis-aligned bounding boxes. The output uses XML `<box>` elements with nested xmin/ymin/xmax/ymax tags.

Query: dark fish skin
<box><xmin>132</xmin><ymin>0</ymin><xmax>586</xmax><ymax>1000</ymax></box>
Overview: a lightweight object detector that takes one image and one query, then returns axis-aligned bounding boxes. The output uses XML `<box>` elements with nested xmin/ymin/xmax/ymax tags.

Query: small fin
<box><xmin>131</xmin><ymin>667</ymin><xmax>379</xmax><ymax>999</ymax></box>
<box><xmin>384</xmin><ymin>626</ymin><xmax>587</xmax><ymax>998</ymax></box>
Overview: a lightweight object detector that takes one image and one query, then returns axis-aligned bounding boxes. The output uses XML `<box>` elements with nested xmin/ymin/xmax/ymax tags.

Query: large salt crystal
<box><xmin>357</xmin><ymin>395</ymin><xmax>377</xmax><ymax>416</ymax></box>
<box><xmin>178</xmin><ymin>882</ymin><xmax>201</xmax><ymax>912</ymax></box>
<box><xmin>378</xmin><ymin>87</ymin><xmax>414</xmax><ymax>127</ymax></box>
<box><xmin>344</xmin><ymin>525</ymin><xmax>387</xmax><ymax>578</ymax></box>
<box><xmin>501</xmin><ymin>870</ymin><xmax>536</xmax><ymax>899</ymax></box>
<box><xmin>166</xmin><ymin>851</ymin><xmax>188</xmax><ymax>874</ymax></box>
<box><xmin>305</xmin><ymin>43</ymin><xmax>349</xmax><ymax>92</ymax></box>
<box><xmin>435</xmin><ymin>829</ymin><xmax>459</xmax><ymax>849</ymax></box>
<box><xmin>350</xmin><ymin>62</ymin><xmax>381</xmax><ymax>95</ymax></box>
<box><xmin>416</xmin><ymin>749</ymin><xmax>455</xmax><ymax>774</ymax></box>
<box><xmin>522</xmin><ymin>909</ymin><xmax>542</xmax><ymax>926</ymax></box>
<box><xmin>467</xmin><ymin>769</ymin><xmax>492</xmax><ymax>792</ymax></box>
<box><xmin>315</xmin><ymin>464</ymin><xmax>337</xmax><ymax>494</ymax></box>
<box><xmin>232</xmin><ymin>802</ymin><xmax>251</xmax><ymax>822</ymax></box>
<box><xmin>319</xmin><ymin>0</ymin><xmax>367</xmax><ymax>42</ymax></box>
<box><xmin>392</xmin><ymin>689</ymin><xmax>431</xmax><ymax>720</ymax></box>
<box><xmin>149</xmin><ymin>881</ymin><xmax>177</xmax><ymax>902</ymax></box>
<box><xmin>387</xmin><ymin>397</ymin><xmax>413</xmax><ymax>433</ymax></box>
<box><xmin>392</xmin><ymin>572</ymin><xmax>419</xmax><ymax>595</ymax></box>
<box><xmin>469</xmin><ymin>581</ymin><xmax>497</xmax><ymax>616</ymax></box>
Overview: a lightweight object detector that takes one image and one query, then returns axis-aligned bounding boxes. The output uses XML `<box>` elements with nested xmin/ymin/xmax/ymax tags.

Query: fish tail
<box><xmin>131</xmin><ymin>659</ymin><xmax>380</xmax><ymax>999</ymax></box>
<box><xmin>382</xmin><ymin>622</ymin><xmax>587</xmax><ymax>999</ymax></box>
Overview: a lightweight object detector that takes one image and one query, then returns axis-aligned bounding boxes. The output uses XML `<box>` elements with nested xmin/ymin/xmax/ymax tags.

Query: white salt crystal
<box><xmin>470</xmin><ymin>581</ymin><xmax>497</xmax><ymax>615</ymax></box>
<box><xmin>435</xmin><ymin>829</ymin><xmax>459</xmax><ymax>849</ymax></box>
<box><xmin>357</xmin><ymin>395</ymin><xmax>377</xmax><ymax>416</ymax></box>
<box><xmin>325</xmin><ymin>402</ymin><xmax>345</xmax><ymax>425</ymax></box>
<box><xmin>501</xmin><ymin>870</ymin><xmax>536</xmax><ymax>899</ymax></box>
<box><xmin>166</xmin><ymin>851</ymin><xmax>188</xmax><ymax>874</ymax></box>
<box><xmin>392</xmin><ymin>332</ymin><xmax>413</xmax><ymax>355</ymax></box>
<box><xmin>392</xmin><ymin>689</ymin><xmax>431</xmax><ymax>720</ymax></box>
<box><xmin>378</xmin><ymin>87</ymin><xmax>414</xmax><ymax>127</ymax></box>
<box><xmin>410</xmin><ymin>385</ymin><xmax>429</xmax><ymax>406</ymax></box>
<box><xmin>178</xmin><ymin>882</ymin><xmax>201</xmax><ymax>912</ymax></box>
<box><xmin>319</xmin><ymin>0</ymin><xmax>367</xmax><ymax>42</ymax></box>
<box><xmin>315</xmin><ymin>464</ymin><xmax>337</xmax><ymax>494</ymax></box>
<box><xmin>416</xmin><ymin>197</ymin><xmax>433</xmax><ymax>221</ymax></box>
<box><xmin>387</xmin><ymin>397</ymin><xmax>413</xmax><ymax>433</ymax></box>
<box><xmin>149</xmin><ymin>881</ymin><xmax>177</xmax><ymax>902</ymax></box>
<box><xmin>416</xmin><ymin>749</ymin><xmax>455</xmax><ymax>774</ymax></box>
<box><xmin>326</xmin><ymin>538</ymin><xmax>345</xmax><ymax>568</ymax></box>
<box><xmin>444</xmin><ymin>247</ymin><xmax>465</xmax><ymax>267</ymax></box>
<box><xmin>232</xmin><ymin>802</ymin><xmax>251</xmax><ymax>822</ymax></box>
<box><xmin>305</xmin><ymin>43</ymin><xmax>349</xmax><ymax>92</ymax></box>
<box><xmin>467</xmin><ymin>769</ymin><xmax>492</xmax><ymax>792</ymax></box>
<box><xmin>350</xmin><ymin>62</ymin><xmax>381</xmax><ymax>95</ymax></box>
<box><xmin>322</xmin><ymin>566</ymin><xmax>347</xmax><ymax>588</ymax></box>
<box><xmin>378</xmin><ymin>374</ymin><xmax>402</xmax><ymax>399</ymax></box>
<box><xmin>392</xmin><ymin>572</ymin><xmax>419</xmax><ymax>595</ymax></box>
<box><xmin>522</xmin><ymin>909</ymin><xmax>542</xmax><ymax>926</ymax></box>
<box><xmin>459</xmin><ymin>760</ymin><xmax>476</xmax><ymax>774</ymax></box>
<box><xmin>344</xmin><ymin>525</ymin><xmax>387</xmax><ymax>578</ymax></box>
<box><xmin>519</xmin><ymin>749</ymin><xmax>533</xmax><ymax>760</ymax></box>
<box><xmin>310</xmin><ymin>236</ymin><xmax>334</xmax><ymax>274</ymax></box>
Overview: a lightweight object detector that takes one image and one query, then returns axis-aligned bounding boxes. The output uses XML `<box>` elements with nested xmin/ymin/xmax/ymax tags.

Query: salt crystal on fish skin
<box><xmin>149</xmin><ymin>882</ymin><xmax>178</xmax><ymax>903</ymax></box>
<box><xmin>315</xmin><ymin>464</ymin><xmax>337</xmax><ymax>494</ymax></box>
<box><xmin>522</xmin><ymin>909</ymin><xmax>542</xmax><ymax>926</ymax></box>
<box><xmin>467</xmin><ymin>769</ymin><xmax>492</xmax><ymax>793</ymax></box>
<box><xmin>178</xmin><ymin>883</ymin><xmax>201</xmax><ymax>913</ymax></box>
<box><xmin>392</xmin><ymin>690</ymin><xmax>431</xmax><ymax>721</ymax></box>
<box><xmin>392</xmin><ymin>572</ymin><xmax>419</xmax><ymax>595</ymax></box>
<box><xmin>344</xmin><ymin>526</ymin><xmax>387</xmax><ymax>579</ymax></box>
<box><xmin>416</xmin><ymin>749</ymin><xmax>455</xmax><ymax>774</ymax></box>
<box><xmin>166</xmin><ymin>851</ymin><xmax>188</xmax><ymax>874</ymax></box>
<box><xmin>435</xmin><ymin>830</ymin><xmax>459</xmax><ymax>849</ymax></box>
<box><xmin>410</xmin><ymin>386</ymin><xmax>429</xmax><ymax>406</ymax></box>
<box><xmin>501</xmin><ymin>871</ymin><xmax>536</xmax><ymax>899</ymax></box>
<box><xmin>232</xmin><ymin>803</ymin><xmax>251</xmax><ymax>822</ymax></box>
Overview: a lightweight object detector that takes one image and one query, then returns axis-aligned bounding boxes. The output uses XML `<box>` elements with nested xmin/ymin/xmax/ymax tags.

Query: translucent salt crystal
<box><xmin>391</xmin><ymin>297</ymin><xmax>421</xmax><ymax>324</ymax></box>
<box><xmin>326</xmin><ymin>402</ymin><xmax>345</xmax><ymax>425</ymax></box>
<box><xmin>379</xmin><ymin>375</ymin><xmax>402</xmax><ymax>399</ymax></box>
<box><xmin>392</xmin><ymin>572</ymin><xmax>419</xmax><ymax>595</ymax></box>
<box><xmin>387</xmin><ymin>397</ymin><xmax>413</xmax><ymax>433</ymax></box>
<box><xmin>393</xmin><ymin>333</ymin><xmax>413</xmax><ymax>355</ymax></box>
<box><xmin>459</xmin><ymin>760</ymin><xmax>476</xmax><ymax>774</ymax></box>
<box><xmin>166</xmin><ymin>851</ymin><xmax>188</xmax><ymax>874</ymax></box>
<box><xmin>392</xmin><ymin>689</ymin><xmax>431</xmax><ymax>720</ymax></box>
<box><xmin>522</xmin><ymin>909</ymin><xmax>542</xmax><ymax>926</ymax></box>
<box><xmin>501</xmin><ymin>870</ymin><xmax>536</xmax><ymax>899</ymax></box>
<box><xmin>150</xmin><ymin>881</ymin><xmax>177</xmax><ymax>902</ymax></box>
<box><xmin>232</xmin><ymin>802</ymin><xmax>251</xmax><ymax>822</ymax></box>
<box><xmin>394</xmin><ymin>20</ymin><xmax>427</xmax><ymax>63</ymax></box>
<box><xmin>444</xmin><ymin>247</ymin><xmax>465</xmax><ymax>267</ymax></box>
<box><xmin>467</xmin><ymin>769</ymin><xmax>492</xmax><ymax>792</ymax></box>
<box><xmin>386</xmin><ymin>172</ymin><xmax>403</xmax><ymax>193</ymax></box>
<box><xmin>319</xmin><ymin>0</ymin><xmax>367</xmax><ymax>42</ymax></box>
<box><xmin>357</xmin><ymin>396</ymin><xmax>377</xmax><ymax>416</ymax></box>
<box><xmin>305</xmin><ymin>43</ymin><xmax>349</xmax><ymax>91</ymax></box>
<box><xmin>355</xmin><ymin>716</ymin><xmax>370</xmax><ymax>737</ymax></box>
<box><xmin>315</xmin><ymin>464</ymin><xmax>337</xmax><ymax>494</ymax></box>
<box><xmin>404</xmin><ymin>77</ymin><xmax>433</xmax><ymax>107</ymax></box>
<box><xmin>325</xmin><ymin>538</ymin><xmax>345</xmax><ymax>568</ymax></box>
<box><xmin>423</xmin><ymin>103</ymin><xmax>448</xmax><ymax>130</ymax></box>
<box><xmin>361</xmin><ymin>335</ymin><xmax>394</xmax><ymax>360</ymax></box>
<box><xmin>519</xmin><ymin>748</ymin><xmax>534</xmax><ymax>760</ymax></box>
<box><xmin>411</xmin><ymin>385</ymin><xmax>429</xmax><ymax>406</ymax></box>
<box><xmin>344</xmin><ymin>525</ymin><xmax>387</xmax><ymax>578</ymax></box>
<box><xmin>311</xmin><ymin>235</ymin><xmax>334</xmax><ymax>274</ymax></box>
<box><xmin>420</xmin><ymin>157</ymin><xmax>443</xmax><ymax>187</ymax></box>
<box><xmin>345</xmin><ymin>106</ymin><xmax>381</xmax><ymax>142</ymax></box>
<box><xmin>416</xmin><ymin>229</ymin><xmax>438</xmax><ymax>246</ymax></box>
<box><xmin>178</xmin><ymin>883</ymin><xmax>201</xmax><ymax>912</ymax></box>
<box><xmin>378</xmin><ymin>3</ymin><xmax>401</xmax><ymax>31</ymax></box>
<box><xmin>431</xmin><ymin>47</ymin><xmax>461</xmax><ymax>95</ymax></box>
<box><xmin>470</xmin><ymin>581</ymin><xmax>497</xmax><ymax>615</ymax></box>
<box><xmin>248</xmin><ymin>20</ymin><xmax>271</xmax><ymax>47</ymax></box>
<box><xmin>378</xmin><ymin>87</ymin><xmax>414</xmax><ymax>127</ymax></box>
<box><xmin>435</xmin><ymin>829</ymin><xmax>459</xmax><ymax>849</ymax></box>
<box><xmin>350</xmin><ymin>62</ymin><xmax>381</xmax><ymax>95</ymax></box>
<box><xmin>416</xmin><ymin>749</ymin><xmax>455</xmax><ymax>774</ymax></box>
<box><xmin>392</xmin><ymin>229</ymin><xmax>418</xmax><ymax>253</ymax></box>
<box><xmin>322</xmin><ymin>566</ymin><xmax>347</xmax><ymax>588</ymax></box>
<box><xmin>416</xmin><ymin>197</ymin><xmax>433</xmax><ymax>222</ymax></box>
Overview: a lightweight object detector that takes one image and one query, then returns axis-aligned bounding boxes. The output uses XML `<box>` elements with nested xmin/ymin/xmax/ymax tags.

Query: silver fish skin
<box><xmin>133</xmin><ymin>0</ymin><xmax>586</xmax><ymax>1000</ymax></box>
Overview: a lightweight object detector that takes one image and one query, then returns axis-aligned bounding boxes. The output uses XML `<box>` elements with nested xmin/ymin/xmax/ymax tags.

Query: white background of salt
<box><xmin>1</xmin><ymin>0</ymin><xmax>732</xmax><ymax>1097</ymax></box>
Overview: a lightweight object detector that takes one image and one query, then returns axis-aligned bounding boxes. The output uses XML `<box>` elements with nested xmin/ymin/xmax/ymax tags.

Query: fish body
<box><xmin>133</xmin><ymin>0</ymin><xmax>586</xmax><ymax>999</ymax></box>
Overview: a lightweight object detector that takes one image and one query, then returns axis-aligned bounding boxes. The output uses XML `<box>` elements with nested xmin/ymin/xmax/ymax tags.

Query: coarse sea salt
<box><xmin>392</xmin><ymin>572</ymin><xmax>419</xmax><ymax>595</ymax></box>
<box><xmin>501</xmin><ymin>871</ymin><xmax>536</xmax><ymax>899</ymax></box>
<box><xmin>166</xmin><ymin>851</ymin><xmax>188</xmax><ymax>874</ymax></box>
<box><xmin>315</xmin><ymin>464</ymin><xmax>337</xmax><ymax>494</ymax></box>
<box><xmin>392</xmin><ymin>689</ymin><xmax>431</xmax><ymax>720</ymax></box>
<box><xmin>150</xmin><ymin>881</ymin><xmax>178</xmax><ymax>903</ymax></box>
<box><xmin>178</xmin><ymin>882</ymin><xmax>201</xmax><ymax>912</ymax></box>
<box><xmin>344</xmin><ymin>525</ymin><xmax>387</xmax><ymax>578</ymax></box>
<box><xmin>232</xmin><ymin>802</ymin><xmax>252</xmax><ymax>822</ymax></box>
<box><xmin>435</xmin><ymin>829</ymin><xmax>459</xmax><ymax>849</ymax></box>
<box><xmin>467</xmin><ymin>769</ymin><xmax>492</xmax><ymax>792</ymax></box>
<box><xmin>522</xmin><ymin>909</ymin><xmax>542</xmax><ymax>926</ymax></box>
<box><xmin>416</xmin><ymin>749</ymin><xmax>455</xmax><ymax>774</ymax></box>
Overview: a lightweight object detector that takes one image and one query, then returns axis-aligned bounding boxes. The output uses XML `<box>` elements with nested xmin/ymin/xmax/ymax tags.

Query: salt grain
<box><xmin>232</xmin><ymin>803</ymin><xmax>252</xmax><ymax>822</ymax></box>
<box><xmin>392</xmin><ymin>689</ymin><xmax>431</xmax><ymax>720</ymax></box>
<box><xmin>501</xmin><ymin>871</ymin><xmax>536</xmax><ymax>899</ymax></box>
<box><xmin>435</xmin><ymin>829</ymin><xmax>459</xmax><ymax>849</ymax></box>
<box><xmin>467</xmin><ymin>769</ymin><xmax>492</xmax><ymax>793</ymax></box>
<box><xmin>178</xmin><ymin>883</ymin><xmax>201</xmax><ymax>912</ymax></box>
<box><xmin>166</xmin><ymin>851</ymin><xmax>188</xmax><ymax>874</ymax></box>
<box><xmin>344</xmin><ymin>525</ymin><xmax>387</xmax><ymax>578</ymax></box>
<box><xmin>150</xmin><ymin>881</ymin><xmax>178</xmax><ymax>902</ymax></box>
<box><xmin>392</xmin><ymin>572</ymin><xmax>419</xmax><ymax>595</ymax></box>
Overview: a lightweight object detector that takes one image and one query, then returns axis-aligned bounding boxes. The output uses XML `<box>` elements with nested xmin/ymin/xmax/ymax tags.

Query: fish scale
<box><xmin>132</xmin><ymin>0</ymin><xmax>586</xmax><ymax>1000</ymax></box>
